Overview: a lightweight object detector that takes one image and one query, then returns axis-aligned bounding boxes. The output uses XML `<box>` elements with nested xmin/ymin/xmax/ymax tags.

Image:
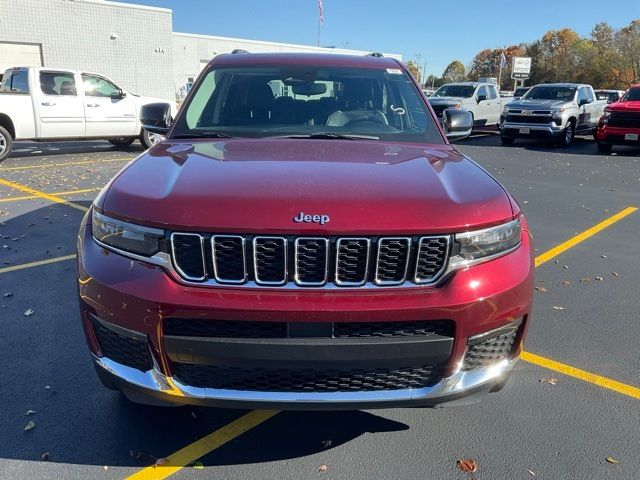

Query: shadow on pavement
<box><xmin>7</xmin><ymin>141</ymin><xmax>143</xmax><ymax>159</ymax></box>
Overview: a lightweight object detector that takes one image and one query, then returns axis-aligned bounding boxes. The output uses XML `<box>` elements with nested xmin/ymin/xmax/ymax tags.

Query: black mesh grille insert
<box><xmin>375</xmin><ymin>238</ymin><xmax>410</xmax><ymax>284</ymax></box>
<box><xmin>212</xmin><ymin>236</ymin><xmax>246</xmax><ymax>283</ymax></box>
<box><xmin>295</xmin><ymin>238</ymin><xmax>328</xmax><ymax>285</ymax></box>
<box><xmin>415</xmin><ymin>237</ymin><xmax>449</xmax><ymax>283</ymax></box>
<box><xmin>174</xmin><ymin>364</ymin><xmax>441</xmax><ymax>392</ymax></box>
<box><xmin>93</xmin><ymin>322</ymin><xmax>151</xmax><ymax>371</ymax></box>
<box><xmin>463</xmin><ymin>329</ymin><xmax>518</xmax><ymax>371</ymax></box>
<box><xmin>334</xmin><ymin>320</ymin><xmax>454</xmax><ymax>338</ymax></box>
<box><xmin>165</xmin><ymin>318</ymin><xmax>287</xmax><ymax>338</ymax></box>
<box><xmin>336</xmin><ymin>238</ymin><xmax>369</xmax><ymax>285</ymax></box>
<box><xmin>254</xmin><ymin>237</ymin><xmax>287</xmax><ymax>284</ymax></box>
<box><xmin>172</xmin><ymin>233</ymin><xmax>205</xmax><ymax>280</ymax></box>
<box><xmin>506</xmin><ymin>114</ymin><xmax>553</xmax><ymax>124</ymax></box>
<box><xmin>609</xmin><ymin>112</ymin><xmax>640</xmax><ymax>128</ymax></box>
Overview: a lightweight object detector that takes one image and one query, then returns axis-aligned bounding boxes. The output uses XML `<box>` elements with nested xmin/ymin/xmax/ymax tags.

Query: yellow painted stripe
<box><xmin>521</xmin><ymin>352</ymin><xmax>640</xmax><ymax>399</ymax></box>
<box><xmin>0</xmin><ymin>157</ymin><xmax>130</xmax><ymax>172</ymax></box>
<box><xmin>0</xmin><ymin>254</ymin><xmax>76</xmax><ymax>274</ymax></box>
<box><xmin>0</xmin><ymin>177</ymin><xmax>88</xmax><ymax>212</ymax></box>
<box><xmin>125</xmin><ymin>410</ymin><xmax>279</xmax><ymax>480</ymax></box>
<box><xmin>534</xmin><ymin>206</ymin><xmax>638</xmax><ymax>267</ymax></box>
<box><xmin>0</xmin><ymin>187</ymin><xmax>101</xmax><ymax>203</ymax></box>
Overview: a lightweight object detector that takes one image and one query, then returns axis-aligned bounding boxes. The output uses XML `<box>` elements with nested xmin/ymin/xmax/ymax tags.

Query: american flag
<box><xmin>318</xmin><ymin>0</ymin><xmax>324</xmax><ymax>25</ymax></box>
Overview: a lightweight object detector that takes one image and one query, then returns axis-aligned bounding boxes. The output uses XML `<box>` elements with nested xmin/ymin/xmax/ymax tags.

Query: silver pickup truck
<box><xmin>428</xmin><ymin>82</ymin><xmax>503</xmax><ymax>128</ymax></box>
<box><xmin>500</xmin><ymin>83</ymin><xmax>607</xmax><ymax>147</ymax></box>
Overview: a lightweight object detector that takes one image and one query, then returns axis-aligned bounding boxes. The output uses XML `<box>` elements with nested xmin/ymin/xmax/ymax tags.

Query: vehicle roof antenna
<box><xmin>366</xmin><ymin>52</ymin><xmax>384</xmax><ymax>58</ymax></box>
<box><xmin>231</xmin><ymin>49</ymin><xmax>250</xmax><ymax>54</ymax></box>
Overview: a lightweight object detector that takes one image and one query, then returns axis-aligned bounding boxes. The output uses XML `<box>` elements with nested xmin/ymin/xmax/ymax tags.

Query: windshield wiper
<box><xmin>270</xmin><ymin>133</ymin><xmax>379</xmax><ymax>140</ymax></box>
<box><xmin>172</xmin><ymin>132</ymin><xmax>235</xmax><ymax>139</ymax></box>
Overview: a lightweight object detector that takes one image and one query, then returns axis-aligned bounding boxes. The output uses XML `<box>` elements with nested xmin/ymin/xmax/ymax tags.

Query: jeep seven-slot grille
<box><xmin>169</xmin><ymin>234</ymin><xmax>450</xmax><ymax>288</ymax></box>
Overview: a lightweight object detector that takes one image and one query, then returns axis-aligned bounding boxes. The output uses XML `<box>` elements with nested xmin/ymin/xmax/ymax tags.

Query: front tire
<box><xmin>597</xmin><ymin>142</ymin><xmax>612</xmax><ymax>154</ymax></box>
<box><xmin>0</xmin><ymin>125</ymin><xmax>13</xmax><ymax>163</ymax></box>
<box><xmin>140</xmin><ymin>129</ymin><xmax>164</xmax><ymax>149</ymax></box>
<box><xmin>108</xmin><ymin>138</ymin><xmax>136</xmax><ymax>148</ymax></box>
<box><xmin>556</xmin><ymin>120</ymin><xmax>575</xmax><ymax>148</ymax></box>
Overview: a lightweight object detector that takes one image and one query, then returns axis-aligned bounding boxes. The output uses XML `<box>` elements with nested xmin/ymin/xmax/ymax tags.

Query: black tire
<box><xmin>556</xmin><ymin>120</ymin><xmax>575</xmax><ymax>148</ymax></box>
<box><xmin>0</xmin><ymin>125</ymin><xmax>13</xmax><ymax>163</ymax></box>
<box><xmin>500</xmin><ymin>135</ymin><xmax>515</xmax><ymax>145</ymax></box>
<box><xmin>108</xmin><ymin>138</ymin><xmax>136</xmax><ymax>148</ymax></box>
<box><xmin>597</xmin><ymin>142</ymin><xmax>613</xmax><ymax>154</ymax></box>
<box><xmin>140</xmin><ymin>129</ymin><xmax>164</xmax><ymax>149</ymax></box>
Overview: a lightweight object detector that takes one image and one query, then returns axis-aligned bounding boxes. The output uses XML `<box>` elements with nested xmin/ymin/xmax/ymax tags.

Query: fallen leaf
<box><xmin>580</xmin><ymin>277</ymin><xmax>591</xmax><ymax>283</ymax></box>
<box><xmin>611</xmin><ymin>272</ymin><xmax>619</xmax><ymax>277</ymax></box>
<box><xmin>3</xmin><ymin>293</ymin><xmax>12</xmax><ymax>297</ymax></box>
<box><xmin>595</xmin><ymin>276</ymin><xmax>604</xmax><ymax>282</ymax></box>
<box><xmin>41</xmin><ymin>452</ymin><xmax>50</xmax><ymax>461</ymax></box>
<box><xmin>561</xmin><ymin>280</ymin><xmax>570</xmax><ymax>286</ymax></box>
<box><xmin>23</xmin><ymin>309</ymin><xmax>35</xmax><ymax>317</ymax></box>
<box><xmin>321</xmin><ymin>440</ymin><xmax>332</xmax><ymax>448</ymax></box>
<box><xmin>526</xmin><ymin>468</ymin><xmax>536</xmax><ymax>476</ymax></box>
<box><xmin>601</xmin><ymin>255</ymin><xmax>607</xmax><ymax>258</ymax></box>
<box><xmin>540</xmin><ymin>378</ymin><xmax>558</xmax><ymax>385</ymax></box>
<box><xmin>25</xmin><ymin>410</ymin><xmax>36</xmax><ymax>416</ymax></box>
<box><xmin>552</xmin><ymin>306</ymin><xmax>565</xmax><ymax>310</ymax></box>
<box><xmin>606</xmin><ymin>457</ymin><xmax>619</xmax><ymax>464</ymax></box>
<box><xmin>24</xmin><ymin>421</ymin><xmax>35</xmax><ymax>431</ymax></box>
<box><xmin>191</xmin><ymin>411</ymin><xmax>196</xmax><ymax>419</ymax></box>
<box><xmin>129</xmin><ymin>450</ymin><xmax>143</xmax><ymax>459</ymax></box>
<box><xmin>319</xmin><ymin>465</ymin><xmax>328</xmax><ymax>472</ymax></box>
<box><xmin>192</xmin><ymin>461</ymin><xmax>204</xmax><ymax>470</ymax></box>
<box><xmin>457</xmin><ymin>459</ymin><xmax>478</xmax><ymax>473</ymax></box>
<box><xmin>103</xmin><ymin>466</ymin><xmax>108</xmax><ymax>471</ymax></box>
<box><xmin>155</xmin><ymin>458</ymin><xmax>168</xmax><ymax>467</ymax></box>
<box><xmin>535</xmin><ymin>286</ymin><xmax>548</xmax><ymax>292</ymax></box>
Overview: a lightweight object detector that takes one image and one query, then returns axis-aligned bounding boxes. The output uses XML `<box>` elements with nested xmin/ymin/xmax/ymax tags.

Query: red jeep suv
<box><xmin>77</xmin><ymin>53</ymin><xmax>533</xmax><ymax>410</ymax></box>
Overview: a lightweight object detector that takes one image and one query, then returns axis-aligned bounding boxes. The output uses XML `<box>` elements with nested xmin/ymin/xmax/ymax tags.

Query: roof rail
<box><xmin>231</xmin><ymin>49</ymin><xmax>250</xmax><ymax>54</ymax></box>
<box><xmin>366</xmin><ymin>52</ymin><xmax>384</xmax><ymax>58</ymax></box>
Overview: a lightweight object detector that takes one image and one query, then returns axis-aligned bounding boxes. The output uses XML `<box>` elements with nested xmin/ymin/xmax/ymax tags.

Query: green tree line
<box><xmin>409</xmin><ymin>19</ymin><xmax>640</xmax><ymax>91</ymax></box>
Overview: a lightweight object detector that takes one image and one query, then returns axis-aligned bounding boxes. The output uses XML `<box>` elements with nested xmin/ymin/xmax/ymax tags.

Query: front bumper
<box><xmin>595</xmin><ymin>125</ymin><xmax>640</xmax><ymax>145</ymax></box>
<box><xmin>500</xmin><ymin>122</ymin><xmax>564</xmax><ymax>138</ymax></box>
<box><xmin>78</xmin><ymin>213</ymin><xmax>533</xmax><ymax>409</ymax></box>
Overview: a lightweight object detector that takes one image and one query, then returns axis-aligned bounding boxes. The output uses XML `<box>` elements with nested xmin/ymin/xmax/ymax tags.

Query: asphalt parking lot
<box><xmin>0</xmin><ymin>135</ymin><xmax>638</xmax><ymax>480</ymax></box>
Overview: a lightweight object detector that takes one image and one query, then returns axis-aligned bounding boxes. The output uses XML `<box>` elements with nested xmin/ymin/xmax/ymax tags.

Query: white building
<box><xmin>0</xmin><ymin>0</ymin><xmax>401</xmax><ymax>101</ymax></box>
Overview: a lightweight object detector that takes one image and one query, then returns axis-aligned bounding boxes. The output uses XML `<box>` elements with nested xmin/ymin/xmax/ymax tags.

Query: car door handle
<box><xmin>86</xmin><ymin>103</ymin><xmax>100</xmax><ymax>107</ymax></box>
<box><xmin>41</xmin><ymin>101</ymin><xmax>56</xmax><ymax>106</ymax></box>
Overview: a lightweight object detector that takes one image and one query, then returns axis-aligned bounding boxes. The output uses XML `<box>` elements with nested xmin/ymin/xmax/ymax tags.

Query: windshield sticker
<box><xmin>386</xmin><ymin>68</ymin><xmax>403</xmax><ymax>75</ymax></box>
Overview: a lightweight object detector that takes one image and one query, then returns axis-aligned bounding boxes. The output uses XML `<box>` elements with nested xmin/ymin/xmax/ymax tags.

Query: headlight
<box><xmin>92</xmin><ymin>210</ymin><xmax>164</xmax><ymax>256</ymax></box>
<box><xmin>600</xmin><ymin>110</ymin><xmax>611</xmax><ymax>124</ymax></box>
<box><xmin>551</xmin><ymin>108</ymin><xmax>565</xmax><ymax>123</ymax></box>
<box><xmin>449</xmin><ymin>219</ymin><xmax>521</xmax><ymax>269</ymax></box>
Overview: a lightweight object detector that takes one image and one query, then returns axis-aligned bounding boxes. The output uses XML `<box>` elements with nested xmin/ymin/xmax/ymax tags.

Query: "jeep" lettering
<box><xmin>293</xmin><ymin>212</ymin><xmax>330</xmax><ymax>225</ymax></box>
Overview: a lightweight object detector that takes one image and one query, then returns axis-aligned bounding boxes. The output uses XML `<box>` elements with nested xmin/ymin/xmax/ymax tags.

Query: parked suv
<box><xmin>78</xmin><ymin>53</ymin><xmax>533</xmax><ymax>410</ymax></box>
<box><xmin>595</xmin><ymin>85</ymin><xmax>640</xmax><ymax>153</ymax></box>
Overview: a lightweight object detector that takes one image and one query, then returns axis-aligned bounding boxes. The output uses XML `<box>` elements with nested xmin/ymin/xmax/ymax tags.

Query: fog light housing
<box><xmin>463</xmin><ymin>320</ymin><xmax>521</xmax><ymax>371</ymax></box>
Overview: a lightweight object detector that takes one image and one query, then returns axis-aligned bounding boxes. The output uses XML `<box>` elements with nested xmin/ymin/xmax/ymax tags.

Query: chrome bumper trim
<box><xmin>501</xmin><ymin>122</ymin><xmax>563</xmax><ymax>134</ymax></box>
<box><xmin>93</xmin><ymin>354</ymin><xmax>517</xmax><ymax>405</ymax></box>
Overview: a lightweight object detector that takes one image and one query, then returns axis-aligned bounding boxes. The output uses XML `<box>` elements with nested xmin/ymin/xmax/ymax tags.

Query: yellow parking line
<box><xmin>521</xmin><ymin>352</ymin><xmax>640</xmax><ymax>399</ymax></box>
<box><xmin>0</xmin><ymin>157</ymin><xmax>130</xmax><ymax>172</ymax></box>
<box><xmin>0</xmin><ymin>254</ymin><xmax>76</xmax><ymax>274</ymax></box>
<box><xmin>535</xmin><ymin>206</ymin><xmax>638</xmax><ymax>267</ymax></box>
<box><xmin>0</xmin><ymin>177</ymin><xmax>88</xmax><ymax>212</ymax></box>
<box><xmin>0</xmin><ymin>187</ymin><xmax>101</xmax><ymax>203</ymax></box>
<box><xmin>125</xmin><ymin>410</ymin><xmax>279</xmax><ymax>480</ymax></box>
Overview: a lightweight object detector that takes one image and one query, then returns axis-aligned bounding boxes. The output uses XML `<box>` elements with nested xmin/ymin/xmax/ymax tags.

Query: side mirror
<box><xmin>141</xmin><ymin>103</ymin><xmax>172</xmax><ymax>135</ymax></box>
<box><xmin>578</xmin><ymin>98</ymin><xmax>590</xmax><ymax>107</ymax></box>
<box><xmin>110</xmin><ymin>90</ymin><xmax>126</xmax><ymax>100</ymax></box>
<box><xmin>477</xmin><ymin>95</ymin><xmax>487</xmax><ymax>103</ymax></box>
<box><xmin>443</xmin><ymin>109</ymin><xmax>472</xmax><ymax>141</ymax></box>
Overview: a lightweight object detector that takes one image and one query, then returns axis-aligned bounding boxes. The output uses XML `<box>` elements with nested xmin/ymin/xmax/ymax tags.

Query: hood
<box><xmin>102</xmin><ymin>139</ymin><xmax>514</xmax><ymax>235</ymax></box>
<box><xmin>507</xmin><ymin>99</ymin><xmax>572</xmax><ymax>110</ymax></box>
<box><xmin>605</xmin><ymin>100</ymin><xmax>640</xmax><ymax>112</ymax></box>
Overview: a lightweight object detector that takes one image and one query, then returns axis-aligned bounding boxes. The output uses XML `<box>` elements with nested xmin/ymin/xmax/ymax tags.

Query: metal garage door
<box><xmin>0</xmin><ymin>42</ymin><xmax>42</xmax><ymax>73</ymax></box>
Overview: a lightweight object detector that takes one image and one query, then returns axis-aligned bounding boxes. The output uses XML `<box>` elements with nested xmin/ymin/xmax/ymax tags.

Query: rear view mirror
<box><xmin>141</xmin><ymin>103</ymin><xmax>172</xmax><ymax>134</ymax></box>
<box><xmin>291</xmin><ymin>83</ymin><xmax>327</xmax><ymax>96</ymax></box>
<box><xmin>443</xmin><ymin>109</ymin><xmax>472</xmax><ymax>142</ymax></box>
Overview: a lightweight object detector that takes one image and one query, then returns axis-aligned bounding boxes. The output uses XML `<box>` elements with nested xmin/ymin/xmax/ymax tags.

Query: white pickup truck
<box><xmin>0</xmin><ymin>67</ymin><xmax>176</xmax><ymax>162</ymax></box>
<box><xmin>427</xmin><ymin>82</ymin><xmax>504</xmax><ymax>128</ymax></box>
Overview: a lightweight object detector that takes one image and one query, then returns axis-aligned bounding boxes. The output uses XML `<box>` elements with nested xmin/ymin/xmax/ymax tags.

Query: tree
<box><xmin>442</xmin><ymin>60</ymin><xmax>466</xmax><ymax>82</ymax></box>
<box><xmin>404</xmin><ymin>60</ymin><xmax>422</xmax><ymax>84</ymax></box>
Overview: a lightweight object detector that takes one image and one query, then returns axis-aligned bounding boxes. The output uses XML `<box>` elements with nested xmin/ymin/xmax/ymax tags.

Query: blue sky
<box><xmin>121</xmin><ymin>0</ymin><xmax>638</xmax><ymax>76</ymax></box>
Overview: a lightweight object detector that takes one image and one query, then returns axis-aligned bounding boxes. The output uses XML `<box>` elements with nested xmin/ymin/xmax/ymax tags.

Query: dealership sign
<box><xmin>511</xmin><ymin>57</ymin><xmax>532</xmax><ymax>79</ymax></box>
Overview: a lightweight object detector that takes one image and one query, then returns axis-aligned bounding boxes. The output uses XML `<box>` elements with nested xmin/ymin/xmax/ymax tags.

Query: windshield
<box><xmin>514</xmin><ymin>88</ymin><xmax>529</xmax><ymax>97</ymax></box>
<box><xmin>172</xmin><ymin>64</ymin><xmax>443</xmax><ymax>143</ymax></box>
<box><xmin>432</xmin><ymin>85</ymin><xmax>475</xmax><ymax>98</ymax></box>
<box><xmin>622</xmin><ymin>88</ymin><xmax>640</xmax><ymax>102</ymax></box>
<box><xmin>522</xmin><ymin>85</ymin><xmax>576</xmax><ymax>101</ymax></box>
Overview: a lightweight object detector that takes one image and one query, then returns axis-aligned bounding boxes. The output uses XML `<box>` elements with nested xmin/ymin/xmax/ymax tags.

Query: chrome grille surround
<box><xmin>170</xmin><ymin>233</ymin><xmax>206</xmax><ymax>282</ymax></box>
<box><xmin>335</xmin><ymin>238</ymin><xmax>371</xmax><ymax>287</ymax></box>
<box><xmin>253</xmin><ymin>236</ymin><xmax>288</xmax><ymax>286</ymax></box>
<box><xmin>414</xmin><ymin>236</ymin><xmax>450</xmax><ymax>284</ymax></box>
<box><xmin>374</xmin><ymin>237</ymin><xmax>411</xmax><ymax>286</ymax></box>
<box><xmin>294</xmin><ymin>237</ymin><xmax>330</xmax><ymax>286</ymax></box>
<box><xmin>211</xmin><ymin>235</ymin><xmax>247</xmax><ymax>284</ymax></box>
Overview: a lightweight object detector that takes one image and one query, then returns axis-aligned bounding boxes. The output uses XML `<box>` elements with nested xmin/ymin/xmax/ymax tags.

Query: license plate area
<box><xmin>624</xmin><ymin>133</ymin><xmax>638</xmax><ymax>141</ymax></box>
<box><xmin>519</xmin><ymin>127</ymin><xmax>530</xmax><ymax>135</ymax></box>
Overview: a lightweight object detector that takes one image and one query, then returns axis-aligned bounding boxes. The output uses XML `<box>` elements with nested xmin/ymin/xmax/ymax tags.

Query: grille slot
<box><xmin>335</xmin><ymin>238</ymin><xmax>370</xmax><ymax>286</ymax></box>
<box><xmin>414</xmin><ymin>236</ymin><xmax>449</xmax><ymax>284</ymax></box>
<box><xmin>463</xmin><ymin>329</ymin><xmax>518</xmax><ymax>371</ymax></box>
<box><xmin>609</xmin><ymin>112</ymin><xmax>640</xmax><ymax>128</ymax></box>
<box><xmin>171</xmin><ymin>233</ymin><xmax>206</xmax><ymax>281</ymax></box>
<box><xmin>211</xmin><ymin>235</ymin><xmax>246</xmax><ymax>284</ymax></box>
<box><xmin>334</xmin><ymin>320</ymin><xmax>454</xmax><ymax>338</ymax></box>
<box><xmin>174</xmin><ymin>364</ymin><xmax>441</xmax><ymax>392</ymax></box>
<box><xmin>375</xmin><ymin>237</ymin><xmax>411</xmax><ymax>285</ymax></box>
<box><xmin>506</xmin><ymin>114</ymin><xmax>553</xmax><ymax>124</ymax></box>
<box><xmin>93</xmin><ymin>321</ymin><xmax>151</xmax><ymax>371</ymax></box>
<box><xmin>253</xmin><ymin>237</ymin><xmax>287</xmax><ymax>285</ymax></box>
<box><xmin>294</xmin><ymin>238</ymin><xmax>329</xmax><ymax>286</ymax></box>
<box><xmin>165</xmin><ymin>318</ymin><xmax>287</xmax><ymax>338</ymax></box>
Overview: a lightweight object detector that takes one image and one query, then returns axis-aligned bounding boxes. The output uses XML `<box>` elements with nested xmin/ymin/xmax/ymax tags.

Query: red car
<box><xmin>596</xmin><ymin>85</ymin><xmax>640</xmax><ymax>153</ymax></box>
<box><xmin>77</xmin><ymin>52</ymin><xmax>533</xmax><ymax>410</ymax></box>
